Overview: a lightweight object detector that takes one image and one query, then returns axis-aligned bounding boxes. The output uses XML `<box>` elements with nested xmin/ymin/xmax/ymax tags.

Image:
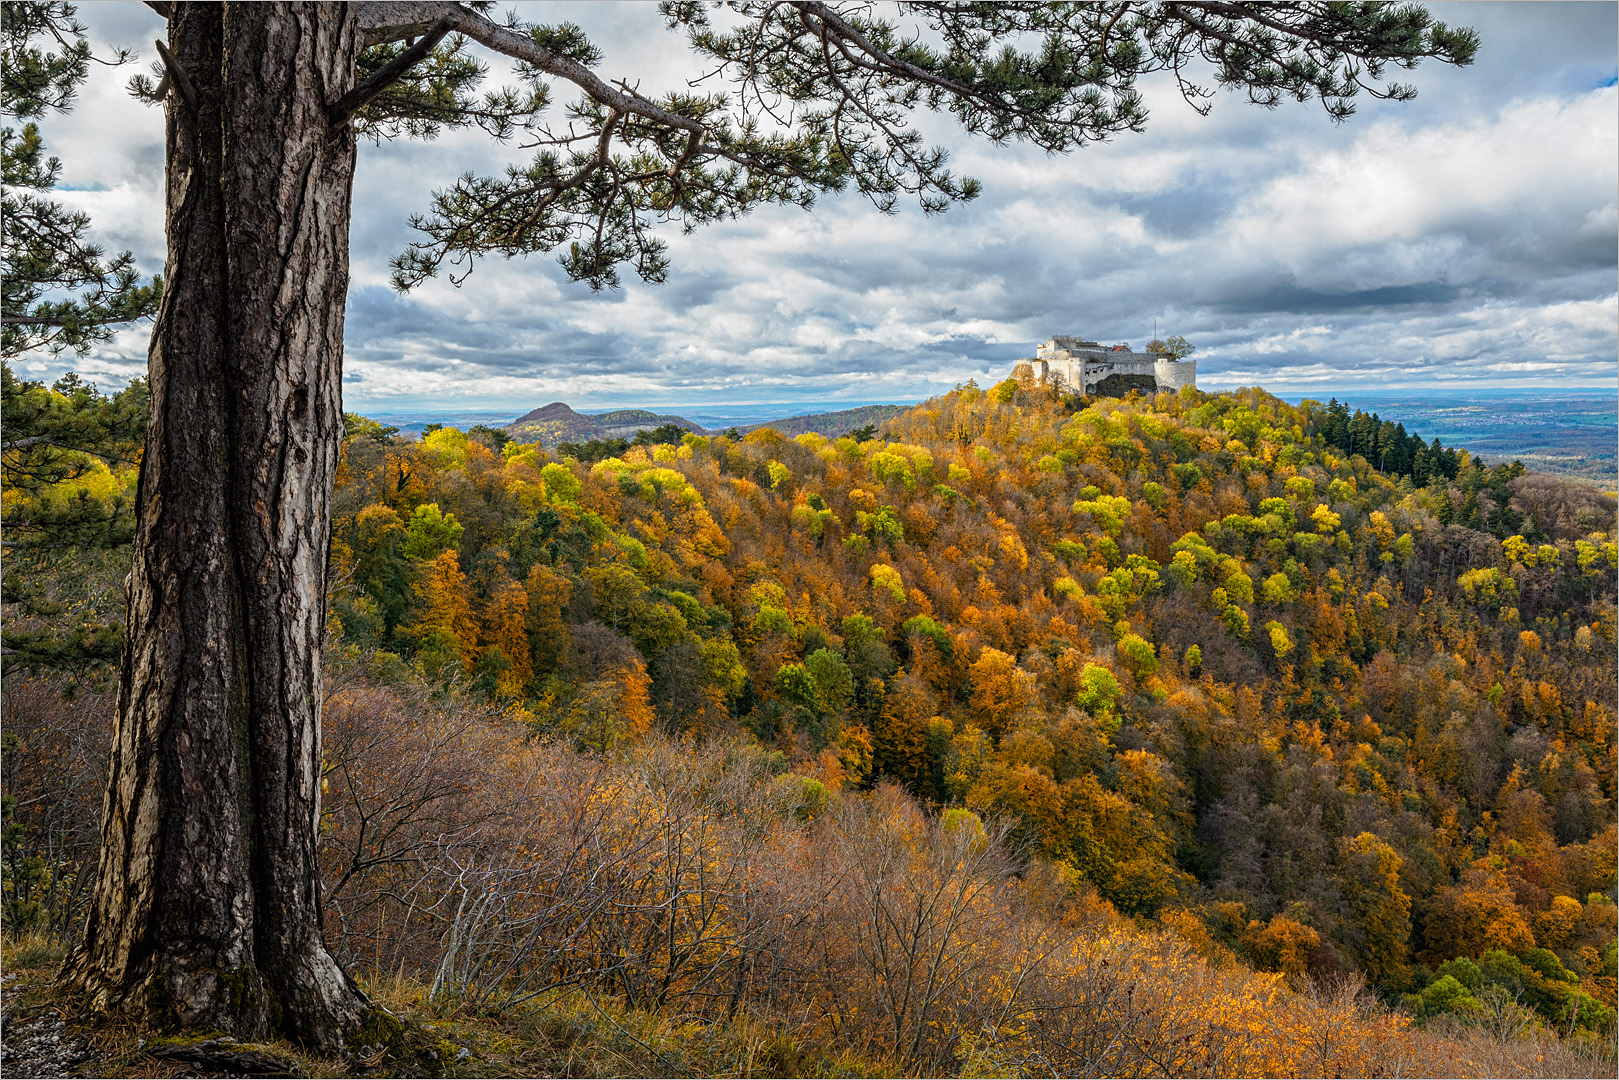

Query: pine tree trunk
<box><xmin>58</xmin><ymin>2</ymin><xmax>372</xmax><ymax>1050</ymax></box>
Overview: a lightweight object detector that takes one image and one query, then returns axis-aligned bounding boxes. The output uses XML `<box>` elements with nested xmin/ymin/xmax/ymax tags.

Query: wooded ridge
<box><xmin>5</xmin><ymin>370</ymin><xmax>1614</xmax><ymax>1075</ymax></box>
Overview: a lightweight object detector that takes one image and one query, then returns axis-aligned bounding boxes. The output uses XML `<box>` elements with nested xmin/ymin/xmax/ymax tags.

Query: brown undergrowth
<box><xmin>3</xmin><ymin>926</ymin><xmax>1611</xmax><ymax>1078</ymax></box>
<box><xmin>2</xmin><ymin>666</ymin><xmax>1613</xmax><ymax>1078</ymax></box>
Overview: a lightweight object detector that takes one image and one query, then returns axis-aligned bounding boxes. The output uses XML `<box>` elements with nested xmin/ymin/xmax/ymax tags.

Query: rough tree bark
<box><xmin>57</xmin><ymin>2</ymin><xmax>375</xmax><ymax>1050</ymax></box>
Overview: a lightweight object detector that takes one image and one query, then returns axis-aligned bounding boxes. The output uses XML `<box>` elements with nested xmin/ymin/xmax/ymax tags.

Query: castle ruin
<box><xmin>1017</xmin><ymin>335</ymin><xmax>1196</xmax><ymax>397</ymax></box>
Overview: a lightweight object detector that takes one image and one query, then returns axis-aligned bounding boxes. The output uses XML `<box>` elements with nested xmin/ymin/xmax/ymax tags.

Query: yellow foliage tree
<box><xmin>1339</xmin><ymin>832</ymin><xmax>1412</xmax><ymax>986</ymax></box>
<box><xmin>479</xmin><ymin>576</ymin><xmax>532</xmax><ymax>695</ymax></box>
<box><xmin>1419</xmin><ymin>872</ymin><xmax>1537</xmax><ymax>963</ymax></box>
<box><xmin>524</xmin><ymin>563</ymin><xmax>573</xmax><ymax>674</ymax></box>
<box><xmin>967</xmin><ymin>647</ymin><xmax>1033</xmax><ymax>737</ymax></box>
<box><xmin>412</xmin><ymin>549</ymin><xmax>477</xmax><ymax>673</ymax></box>
<box><xmin>875</xmin><ymin>670</ymin><xmax>937</xmax><ymax>788</ymax></box>
<box><xmin>562</xmin><ymin>658</ymin><xmax>654</xmax><ymax>751</ymax></box>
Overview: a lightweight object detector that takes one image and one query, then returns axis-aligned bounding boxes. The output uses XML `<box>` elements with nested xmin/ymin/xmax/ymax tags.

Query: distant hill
<box><xmin>504</xmin><ymin>401</ymin><xmax>915</xmax><ymax>446</ymax></box>
<box><xmin>505</xmin><ymin>402</ymin><xmax>705</xmax><ymax>446</ymax></box>
<box><xmin>735</xmin><ymin>403</ymin><xmax>911</xmax><ymax>439</ymax></box>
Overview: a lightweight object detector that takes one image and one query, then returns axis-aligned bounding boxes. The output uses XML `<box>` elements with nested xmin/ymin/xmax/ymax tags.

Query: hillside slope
<box><xmin>319</xmin><ymin>380</ymin><xmax>1617</xmax><ymax>1024</ymax></box>
<box><xmin>6</xmin><ymin>375</ymin><xmax>1615</xmax><ymax>1075</ymax></box>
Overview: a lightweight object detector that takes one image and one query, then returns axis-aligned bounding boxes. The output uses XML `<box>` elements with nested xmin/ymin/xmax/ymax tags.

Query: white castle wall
<box><xmin>1024</xmin><ymin>335</ymin><xmax>1196</xmax><ymax>395</ymax></box>
<box><xmin>1154</xmin><ymin>358</ymin><xmax>1196</xmax><ymax>391</ymax></box>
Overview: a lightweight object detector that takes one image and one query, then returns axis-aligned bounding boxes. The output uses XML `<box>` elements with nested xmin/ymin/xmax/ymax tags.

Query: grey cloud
<box><xmin>1205</xmin><ymin>281</ymin><xmax>1468</xmax><ymax>316</ymax></box>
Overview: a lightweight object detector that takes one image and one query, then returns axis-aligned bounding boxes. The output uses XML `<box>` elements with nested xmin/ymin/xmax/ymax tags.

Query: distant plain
<box><xmin>1285</xmin><ymin>387</ymin><xmax>1617</xmax><ymax>486</ymax></box>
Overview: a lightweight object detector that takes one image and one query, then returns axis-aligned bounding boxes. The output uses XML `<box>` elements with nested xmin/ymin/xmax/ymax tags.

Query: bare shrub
<box><xmin>1509</xmin><ymin>475</ymin><xmax>1617</xmax><ymax>542</ymax></box>
<box><xmin>317</xmin><ymin>668</ymin><xmax>539</xmax><ymax>975</ymax></box>
<box><xmin>0</xmin><ymin>676</ymin><xmax>112</xmax><ymax>938</ymax></box>
<box><xmin>811</xmin><ymin>789</ymin><xmax>1033</xmax><ymax>1071</ymax></box>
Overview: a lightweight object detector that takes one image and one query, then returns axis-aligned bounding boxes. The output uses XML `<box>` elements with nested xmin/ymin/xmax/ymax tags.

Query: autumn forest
<box><xmin>3</xmin><ymin>367</ymin><xmax>1616</xmax><ymax>1077</ymax></box>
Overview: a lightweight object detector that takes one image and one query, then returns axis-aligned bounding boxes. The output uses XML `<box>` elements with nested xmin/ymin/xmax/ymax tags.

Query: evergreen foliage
<box><xmin>1</xmin><ymin>2</ymin><xmax>159</xmax><ymax>358</ymax></box>
<box><xmin>1</xmin><ymin>365</ymin><xmax>146</xmax><ymax>672</ymax></box>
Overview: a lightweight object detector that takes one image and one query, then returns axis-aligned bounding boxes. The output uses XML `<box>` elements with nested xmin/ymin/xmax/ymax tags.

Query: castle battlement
<box><xmin>1022</xmin><ymin>335</ymin><xmax>1196</xmax><ymax>397</ymax></box>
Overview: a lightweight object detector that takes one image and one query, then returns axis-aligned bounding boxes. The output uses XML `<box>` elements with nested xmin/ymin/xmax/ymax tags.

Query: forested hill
<box><xmin>6</xmin><ymin>371</ymin><xmax>1616</xmax><ymax>1071</ymax></box>
<box><xmin>504</xmin><ymin>401</ymin><xmax>705</xmax><ymax>445</ymax></box>
<box><xmin>733</xmin><ymin>402</ymin><xmax>911</xmax><ymax>439</ymax></box>
<box><xmin>322</xmin><ymin>378</ymin><xmax>1617</xmax><ymax>1022</ymax></box>
<box><xmin>502</xmin><ymin>400</ymin><xmax>912</xmax><ymax>447</ymax></box>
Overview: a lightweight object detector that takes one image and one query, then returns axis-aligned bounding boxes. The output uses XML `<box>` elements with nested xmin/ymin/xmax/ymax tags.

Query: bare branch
<box><xmin>328</xmin><ymin>17</ymin><xmax>455</xmax><ymax>124</ymax></box>
<box><xmin>152</xmin><ymin>37</ymin><xmax>196</xmax><ymax>110</ymax></box>
<box><xmin>2</xmin><ymin>435</ymin><xmax>61</xmax><ymax>452</ymax></box>
<box><xmin>2</xmin><ymin>314</ymin><xmax>76</xmax><ymax>326</ymax></box>
<box><xmin>355</xmin><ymin>0</ymin><xmax>463</xmax><ymax>47</ymax></box>
<box><xmin>357</xmin><ymin>0</ymin><xmax>705</xmax><ymax>136</ymax></box>
<box><xmin>793</xmin><ymin>1</ymin><xmax>979</xmax><ymax>103</ymax></box>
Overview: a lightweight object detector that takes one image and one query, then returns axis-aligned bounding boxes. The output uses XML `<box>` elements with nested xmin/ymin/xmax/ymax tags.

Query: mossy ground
<box><xmin>0</xmin><ymin>931</ymin><xmax>888</xmax><ymax>1078</ymax></box>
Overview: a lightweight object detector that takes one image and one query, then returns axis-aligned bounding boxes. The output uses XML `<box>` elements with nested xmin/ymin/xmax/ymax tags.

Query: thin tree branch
<box><xmin>2</xmin><ymin>435</ymin><xmax>61</xmax><ymax>451</ymax></box>
<box><xmin>356</xmin><ymin>1</ymin><xmax>707</xmax><ymax>136</ymax></box>
<box><xmin>792</xmin><ymin>1</ymin><xmax>981</xmax><ymax>103</ymax></box>
<box><xmin>152</xmin><ymin>37</ymin><xmax>196</xmax><ymax>110</ymax></box>
<box><xmin>328</xmin><ymin>17</ymin><xmax>455</xmax><ymax>124</ymax></box>
<box><xmin>1</xmin><ymin>314</ymin><xmax>77</xmax><ymax>326</ymax></box>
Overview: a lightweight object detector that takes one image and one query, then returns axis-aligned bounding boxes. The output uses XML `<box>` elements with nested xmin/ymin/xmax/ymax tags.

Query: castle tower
<box><xmin>1153</xmin><ymin>356</ymin><xmax>1197</xmax><ymax>392</ymax></box>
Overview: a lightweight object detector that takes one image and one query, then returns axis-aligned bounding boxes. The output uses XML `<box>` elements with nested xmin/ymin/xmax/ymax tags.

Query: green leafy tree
<box><xmin>775</xmin><ymin>661</ymin><xmax>821</xmax><ymax>713</ymax></box>
<box><xmin>805</xmin><ymin>646</ymin><xmax>855</xmax><ymax>716</ymax></box>
<box><xmin>399</xmin><ymin>501</ymin><xmax>464</xmax><ymax>561</ymax></box>
<box><xmin>1115</xmin><ymin>633</ymin><xmax>1158</xmax><ymax>679</ymax></box>
<box><xmin>1</xmin><ymin>366</ymin><xmax>147</xmax><ymax>671</ymax></box>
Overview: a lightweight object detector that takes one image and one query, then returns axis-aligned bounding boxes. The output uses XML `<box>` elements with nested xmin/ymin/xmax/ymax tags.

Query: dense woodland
<box><xmin>4</xmin><ymin>366</ymin><xmax>1616</xmax><ymax>1076</ymax></box>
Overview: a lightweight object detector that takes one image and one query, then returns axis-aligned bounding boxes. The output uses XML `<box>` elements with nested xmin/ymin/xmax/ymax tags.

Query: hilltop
<box><xmin>504</xmin><ymin>401</ymin><xmax>705</xmax><ymax>445</ymax></box>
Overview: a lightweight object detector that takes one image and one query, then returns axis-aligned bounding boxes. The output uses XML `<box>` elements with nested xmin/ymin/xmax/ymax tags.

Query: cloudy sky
<box><xmin>18</xmin><ymin>1</ymin><xmax>1619</xmax><ymax>414</ymax></box>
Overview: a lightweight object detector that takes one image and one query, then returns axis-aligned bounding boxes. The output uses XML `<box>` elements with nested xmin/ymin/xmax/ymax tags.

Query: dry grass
<box><xmin>1411</xmin><ymin>1014</ymin><xmax>1617</xmax><ymax>1080</ymax></box>
<box><xmin>1</xmin><ymin>929</ymin><xmax>881</xmax><ymax>1079</ymax></box>
<box><xmin>3</xmin><ymin>923</ymin><xmax>1613</xmax><ymax>1079</ymax></box>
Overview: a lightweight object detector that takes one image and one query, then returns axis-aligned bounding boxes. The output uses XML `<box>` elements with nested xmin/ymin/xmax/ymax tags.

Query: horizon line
<box><xmin>344</xmin><ymin>383</ymin><xmax>1618</xmax><ymax>415</ymax></box>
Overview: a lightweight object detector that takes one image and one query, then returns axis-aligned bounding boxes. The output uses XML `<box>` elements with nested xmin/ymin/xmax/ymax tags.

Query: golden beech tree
<box><xmin>562</xmin><ymin>661</ymin><xmax>654</xmax><ymax>751</ymax></box>
<box><xmin>1244</xmin><ymin>913</ymin><xmax>1322</xmax><ymax>987</ymax></box>
<box><xmin>411</xmin><ymin>549</ymin><xmax>477</xmax><ymax>672</ymax></box>
<box><xmin>875</xmin><ymin>670</ymin><xmax>940</xmax><ymax>789</ymax></box>
<box><xmin>523</xmin><ymin>563</ymin><xmax>573</xmax><ymax>675</ymax></box>
<box><xmin>1339</xmin><ymin>832</ymin><xmax>1413</xmax><ymax>985</ymax></box>
<box><xmin>479</xmin><ymin>577</ymin><xmax>532</xmax><ymax>695</ymax></box>
<box><xmin>967</xmin><ymin>647</ymin><xmax>1034</xmax><ymax>737</ymax></box>
<box><xmin>1420</xmin><ymin>873</ymin><xmax>1538</xmax><ymax>963</ymax></box>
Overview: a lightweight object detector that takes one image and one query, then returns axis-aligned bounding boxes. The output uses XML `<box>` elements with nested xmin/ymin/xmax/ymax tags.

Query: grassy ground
<box><xmin>0</xmin><ymin>931</ymin><xmax>885</xmax><ymax>1079</ymax></box>
<box><xmin>5</xmin><ymin>929</ymin><xmax>1614</xmax><ymax>1079</ymax></box>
